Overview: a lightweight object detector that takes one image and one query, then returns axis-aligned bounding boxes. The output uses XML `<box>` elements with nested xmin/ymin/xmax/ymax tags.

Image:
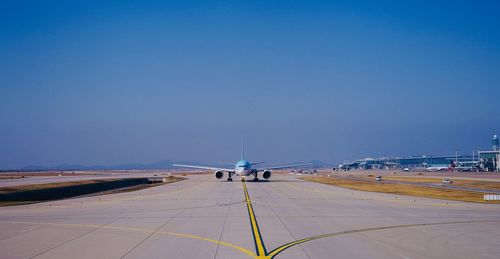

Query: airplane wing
<box><xmin>173</xmin><ymin>164</ymin><xmax>235</xmax><ymax>172</ymax></box>
<box><xmin>250</xmin><ymin>161</ymin><xmax>267</xmax><ymax>166</ymax></box>
<box><xmin>257</xmin><ymin>162</ymin><xmax>312</xmax><ymax>171</ymax></box>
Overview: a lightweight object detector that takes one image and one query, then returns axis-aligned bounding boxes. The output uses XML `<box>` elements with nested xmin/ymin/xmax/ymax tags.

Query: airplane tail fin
<box><xmin>241</xmin><ymin>144</ymin><xmax>245</xmax><ymax>160</ymax></box>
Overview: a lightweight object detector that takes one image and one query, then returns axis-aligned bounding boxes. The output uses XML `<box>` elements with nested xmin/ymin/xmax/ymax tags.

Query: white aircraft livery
<box><xmin>173</xmin><ymin>147</ymin><xmax>309</xmax><ymax>181</ymax></box>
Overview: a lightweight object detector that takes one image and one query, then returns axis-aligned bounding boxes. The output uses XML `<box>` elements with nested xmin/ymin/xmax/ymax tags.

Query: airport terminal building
<box><xmin>344</xmin><ymin>155</ymin><xmax>473</xmax><ymax>171</ymax></box>
<box><xmin>340</xmin><ymin>135</ymin><xmax>500</xmax><ymax>172</ymax></box>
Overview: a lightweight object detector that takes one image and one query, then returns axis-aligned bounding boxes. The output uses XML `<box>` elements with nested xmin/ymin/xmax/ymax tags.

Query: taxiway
<box><xmin>0</xmin><ymin>174</ymin><xmax>499</xmax><ymax>258</ymax></box>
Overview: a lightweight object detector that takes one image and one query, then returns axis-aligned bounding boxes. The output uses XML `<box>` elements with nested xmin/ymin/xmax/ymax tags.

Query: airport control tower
<box><xmin>479</xmin><ymin>135</ymin><xmax>500</xmax><ymax>171</ymax></box>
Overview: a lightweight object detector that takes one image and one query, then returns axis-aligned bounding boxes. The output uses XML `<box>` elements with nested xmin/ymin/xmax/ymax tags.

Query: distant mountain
<box><xmin>309</xmin><ymin>160</ymin><xmax>336</xmax><ymax>168</ymax></box>
<box><xmin>19</xmin><ymin>160</ymin><xmax>175</xmax><ymax>171</ymax></box>
<box><xmin>281</xmin><ymin>160</ymin><xmax>334</xmax><ymax>169</ymax></box>
<box><xmin>14</xmin><ymin>159</ymin><xmax>333</xmax><ymax>171</ymax></box>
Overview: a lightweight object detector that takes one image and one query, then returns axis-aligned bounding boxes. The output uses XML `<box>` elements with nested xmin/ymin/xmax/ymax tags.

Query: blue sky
<box><xmin>1</xmin><ymin>1</ymin><xmax>499</xmax><ymax>168</ymax></box>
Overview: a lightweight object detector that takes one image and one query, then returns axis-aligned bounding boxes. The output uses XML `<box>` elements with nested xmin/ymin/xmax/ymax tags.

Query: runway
<box><xmin>0</xmin><ymin>174</ymin><xmax>499</xmax><ymax>259</ymax></box>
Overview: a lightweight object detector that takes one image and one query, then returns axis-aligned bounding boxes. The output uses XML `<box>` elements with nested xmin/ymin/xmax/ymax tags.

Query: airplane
<box><xmin>425</xmin><ymin>164</ymin><xmax>452</xmax><ymax>172</ymax></box>
<box><xmin>173</xmin><ymin>146</ymin><xmax>311</xmax><ymax>181</ymax></box>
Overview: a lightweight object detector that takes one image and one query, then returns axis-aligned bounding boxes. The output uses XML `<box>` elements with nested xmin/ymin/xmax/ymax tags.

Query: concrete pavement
<box><xmin>0</xmin><ymin>174</ymin><xmax>499</xmax><ymax>258</ymax></box>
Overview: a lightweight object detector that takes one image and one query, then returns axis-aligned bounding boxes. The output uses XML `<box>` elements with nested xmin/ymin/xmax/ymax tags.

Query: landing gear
<box><xmin>227</xmin><ymin>172</ymin><xmax>234</xmax><ymax>182</ymax></box>
<box><xmin>251</xmin><ymin>172</ymin><xmax>259</xmax><ymax>182</ymax></box>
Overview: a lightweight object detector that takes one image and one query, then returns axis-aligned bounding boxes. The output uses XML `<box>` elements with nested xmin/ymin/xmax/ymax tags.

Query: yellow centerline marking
<box><xmin>242</xmin><ymin>180</ymin><xmax>269</xmax><ymax>258</ymax></box>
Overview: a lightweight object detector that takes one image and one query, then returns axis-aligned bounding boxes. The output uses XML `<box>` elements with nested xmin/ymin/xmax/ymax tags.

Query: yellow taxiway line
<box><xmin>266</xmin><ymin>220</ymin><xmax>497</xmax><ymax>258</ymax></box>
<box><xmin>242</xmin><ymin>180</ymin><xmax>269</xmax><ymax>258</ymax></box>
<box><xmin>5</xmin><ymin>180</ymin><xmax>493</xmax><ymax>258</ymax></box>
<box><xmin>0</xmin><ymin>220</ymin><xmax>256</xmax><ymax>258</ymax></box>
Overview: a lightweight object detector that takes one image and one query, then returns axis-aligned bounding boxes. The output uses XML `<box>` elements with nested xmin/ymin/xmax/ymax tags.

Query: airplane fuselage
<box><xmin>235</xmin><ymin>160</ymin><xmax>252</xmax><ymax>176</ymax></box>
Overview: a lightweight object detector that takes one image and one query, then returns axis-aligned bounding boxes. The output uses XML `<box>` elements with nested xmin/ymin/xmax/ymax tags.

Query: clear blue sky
<box><xmin>1</xmin><ymin>1</ymin><xmax>499</xmax><ymax>168</ymax></box>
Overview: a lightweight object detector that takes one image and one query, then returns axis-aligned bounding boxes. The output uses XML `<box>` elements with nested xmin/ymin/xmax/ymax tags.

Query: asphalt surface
<box><xmin>0</xmin><ymin>174</ymin><xmax>499</xmax><ymax>259</ymax></box>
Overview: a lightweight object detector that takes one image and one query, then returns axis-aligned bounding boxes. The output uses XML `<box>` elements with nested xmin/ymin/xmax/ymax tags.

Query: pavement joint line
<box><xmin>119</xmin><ymin>206</ymin><xmax>187</xmax><ymax>258</ymax></box>
<box><xmin>0</xmin><ymin>224</ymin><xmax>45</xmax><ymax>242</ymax></box>
<box><xmin>240</xmin><ymin>180</ymin><xmax>500</xmax><ymax>259</ymax></box>
<box><xmin>29</xmin><ymin>218</ymin><xmax>120</xmax><ymax>259</ymax></box>
<box><xmin>258</xmin><ymin>182</ymin><xmax>313</xmax><ymax>259</ymax></box>
<box><xmin>213</xmin><ymin>179</ymin><xmax>238</xmax><ymax>259</ymax></box>
<box><xmin>5</xmin><ymin>178</ymin><xmax>497</xmax><ymax>258</ymax></box>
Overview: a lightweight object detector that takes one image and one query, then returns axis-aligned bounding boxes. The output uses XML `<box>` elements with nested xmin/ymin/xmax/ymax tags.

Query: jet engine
<box><xmin>214</xmin><ymin>171</ymin><xmax>224</xmax><ymax>179</ymax></box>
<box><xmin>262</xmin><ymin>170</ymin><xmax>272</xmax><ymax>179</ymax></box>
